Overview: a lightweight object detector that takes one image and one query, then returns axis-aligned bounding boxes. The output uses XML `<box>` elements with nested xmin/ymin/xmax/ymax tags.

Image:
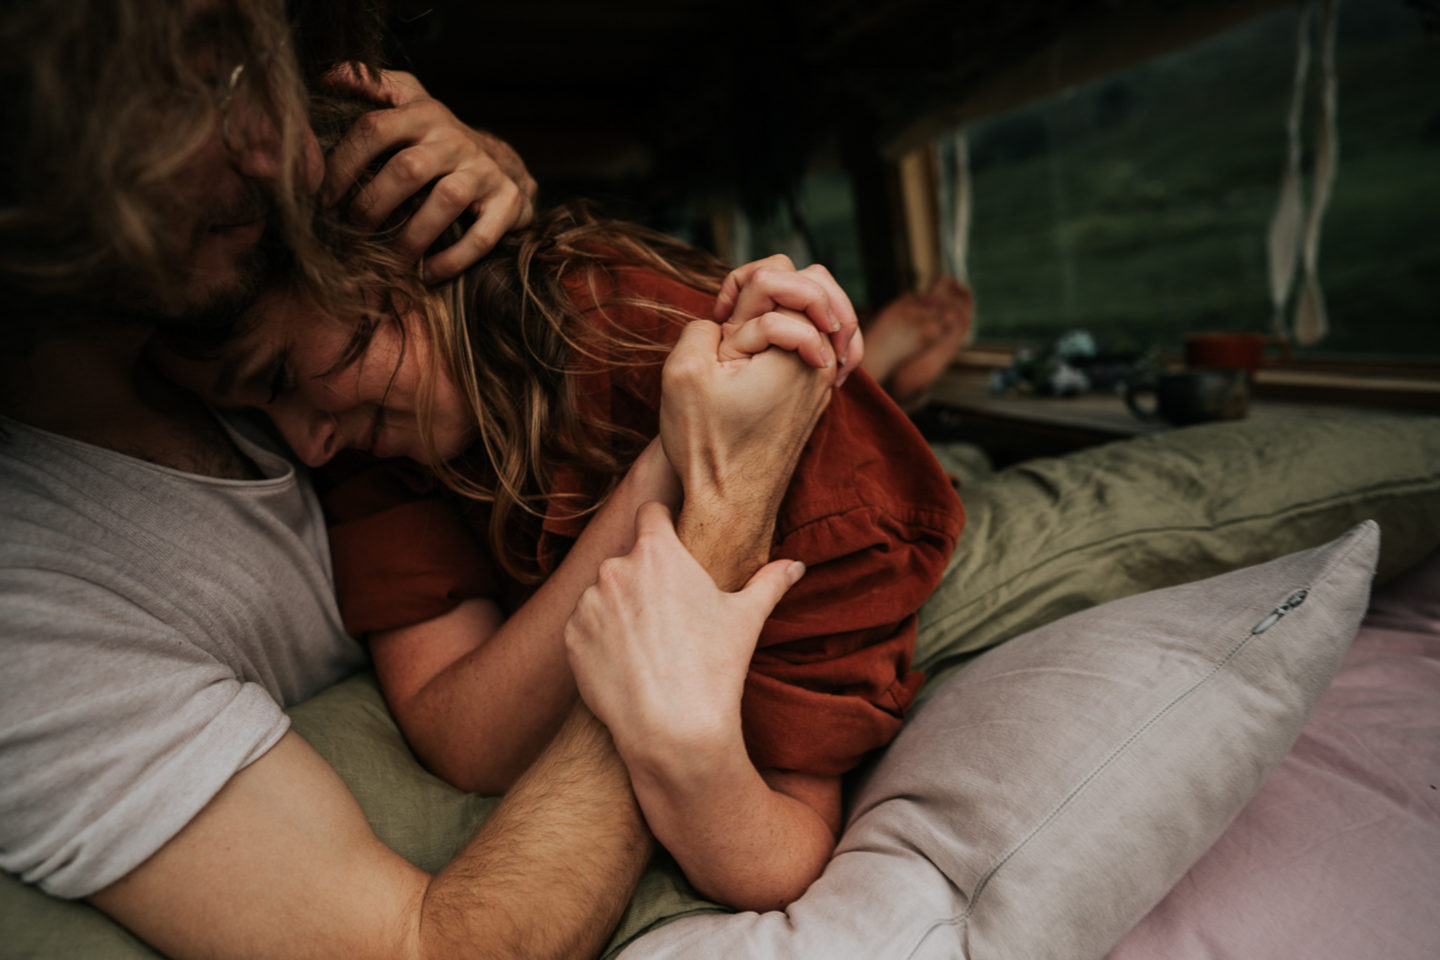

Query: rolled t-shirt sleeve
<box><xmin>0</xmin><ymin>568</ymin><xmax>289</xmax><ymax>899</ymax></box>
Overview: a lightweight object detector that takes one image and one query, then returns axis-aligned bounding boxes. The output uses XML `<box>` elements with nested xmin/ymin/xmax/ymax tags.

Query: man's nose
<box><xmin>228</xmin><ymin>106</ymin><xmax>324</xmax><ymax>193</ymax></box>
<box><xmin>230</xmin><ymin>115</ymin><xmax>284</xmax><ymax>181</ymax></box>
<box><xmin>273</xmin><ymin>405</ymin><xmax>339</xmax><ymax>468</ymax></box>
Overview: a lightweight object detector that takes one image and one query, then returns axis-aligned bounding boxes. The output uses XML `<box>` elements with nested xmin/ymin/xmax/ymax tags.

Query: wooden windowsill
<box><xmin>919</xmin><ymin>363</ymin><xmax>1436</xmax><ymax>467</ymax></box>
<box><xmin>945</xmin><ymin>347</ymin><xmax>1440</xmax><ymax>413</ymax></box>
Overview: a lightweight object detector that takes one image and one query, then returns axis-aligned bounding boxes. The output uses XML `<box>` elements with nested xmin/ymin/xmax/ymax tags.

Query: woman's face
<box><xmin>154</xmin><ymin>287</ymin><xmax>475</xmax><ymax>468</ymax></box>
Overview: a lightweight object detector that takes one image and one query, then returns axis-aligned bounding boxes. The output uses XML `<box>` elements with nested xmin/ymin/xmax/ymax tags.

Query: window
<box><xmin>948</xmin><ymin>0</ymin><xmax>1438</xmax><ymax>361</ymax></box>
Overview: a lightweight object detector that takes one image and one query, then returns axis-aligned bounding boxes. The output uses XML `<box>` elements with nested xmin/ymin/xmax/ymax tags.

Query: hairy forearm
<box><xmin>674</xmin><ymin>498</ymin><xmax>776</xmax><ymax>591</ymax></box>
<box><xmin>417</xmin><ymin>705</ymin><xmax>651</xmax><ymax>960</ymax></box>
<box><xmin>380</xmin><ymin>440</ymin><xmax>681</xmax><ymax>794</ymax></box>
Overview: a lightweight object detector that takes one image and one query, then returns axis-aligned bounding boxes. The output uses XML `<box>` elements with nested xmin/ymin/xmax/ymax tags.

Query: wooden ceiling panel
<box><xmin>384</xmin><ymin>0</ymin><xmax>1294</xmax><ymax>210</ymax></box>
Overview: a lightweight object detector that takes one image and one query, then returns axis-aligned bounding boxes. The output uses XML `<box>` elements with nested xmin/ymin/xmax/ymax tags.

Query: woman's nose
<box><xmin>272</xmin><ymin>405</ymin><xmax>339</xmax><ymax>468</ymax></box>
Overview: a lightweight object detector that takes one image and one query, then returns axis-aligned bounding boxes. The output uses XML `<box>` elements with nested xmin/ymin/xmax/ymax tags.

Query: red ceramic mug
<box><xmin>1184</xmin><ymin>333</ymin><xmax>1289</xmax><ymax>372</ymax></box>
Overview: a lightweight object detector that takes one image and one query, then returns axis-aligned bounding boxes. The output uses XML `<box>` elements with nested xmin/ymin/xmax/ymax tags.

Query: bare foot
<box><xmin>887</xmin><ymin>277</ymin><xmax>973</xmax><ymax>409</ymax></box>
<box><xmin>859</xmin><ymin>292</ymin><xmax>946</xmax><ymax>385</ymax></box>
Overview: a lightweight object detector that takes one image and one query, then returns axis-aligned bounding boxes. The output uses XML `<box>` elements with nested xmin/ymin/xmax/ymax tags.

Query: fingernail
<box><xmin>787</xmin><ymin>560</ymin><xmax>806</xmax><ymax>583</ymax></box>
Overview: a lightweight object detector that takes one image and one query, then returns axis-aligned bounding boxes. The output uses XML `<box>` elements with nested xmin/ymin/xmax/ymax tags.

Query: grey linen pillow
<box><xmin>614</xmin><ymin>522</ymin><xmax>1379</xmax><ymax>960</ymax></box>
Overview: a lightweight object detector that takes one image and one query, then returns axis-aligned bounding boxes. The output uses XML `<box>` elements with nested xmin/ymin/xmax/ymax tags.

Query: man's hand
<box><xmin>714</xmin><ymin>255</ymin><xmax>863</xmax><ymax>385</ymax></box>
<box><xmin>321</xmin><ymin>68</ymin><xmax>538</xmax><ymax>281</ymax></box>
<box><xmin>659</xmin><ymin>321</ymin><xmax>833</xmax><ymax>585</ymax></box>
<box><xmin>564</xmin><ymin>501</ymin><xmax>804</xmax><ymax>766</ymax></box>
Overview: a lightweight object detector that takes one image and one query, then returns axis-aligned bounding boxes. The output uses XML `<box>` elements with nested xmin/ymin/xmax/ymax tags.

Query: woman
<box><xmin>155</xmin><ymin>179</ymin><xmax>963</xmax><ymax>912</ymax></box>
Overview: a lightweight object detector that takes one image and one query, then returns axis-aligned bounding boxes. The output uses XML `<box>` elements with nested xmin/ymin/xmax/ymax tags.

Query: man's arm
<box><xmin>91</xmin><ymin>706</ymin><xmax>648</xmax><ymax>960</ymax></box>
<box><xmin>659</xmin><ymin>320</ymin><xmax>834</xmax><ymax>588</ymax></box>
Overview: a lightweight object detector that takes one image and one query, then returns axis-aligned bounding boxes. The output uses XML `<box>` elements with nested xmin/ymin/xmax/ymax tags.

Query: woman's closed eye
<box><xmin>265</xmin><ymin>349</ymin><xmax>294</xmax><ymax>404</ymax></box>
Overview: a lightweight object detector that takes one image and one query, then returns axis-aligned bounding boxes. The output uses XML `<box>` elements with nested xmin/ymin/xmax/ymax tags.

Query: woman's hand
<box><xmin>716</xmin><ymin>307</ymin><xmax>844</xmax><ymax>371</ymax></box>
<box><xmin>564</xmin><ymin>501</ymin><xmax>805</xmax><ymax>762</ymax></box>
<box><xmin>564</xmin><ymin>500</ymin><xmax>836</xmax><ymax>911</ymax></box>
<box><xmin>713</xmin><ymin>255</ymin><xmax>864</xmax><ymax>385</ymax></box>
<box><xmin>319</xmin><ymin>67</ymin><xmax>538</xmax><ymax>281</ymax></box>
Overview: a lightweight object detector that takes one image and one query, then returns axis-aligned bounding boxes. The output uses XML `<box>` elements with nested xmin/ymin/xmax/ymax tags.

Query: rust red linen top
<box><xmin>321</xmin><ymin>266</ymin><xmax>964</xmax><ymax>777</ymax></box>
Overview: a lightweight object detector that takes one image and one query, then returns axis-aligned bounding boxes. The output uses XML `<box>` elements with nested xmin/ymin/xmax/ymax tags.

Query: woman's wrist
<box><xmin>616</xmin><ymin>713</ymin><xmax>752</xmax><ymax>811</ymax></box>
<box><xmin>622</xmin><ymin>437</ymin><xmax>682</xmax><ymax>511</ymax></box>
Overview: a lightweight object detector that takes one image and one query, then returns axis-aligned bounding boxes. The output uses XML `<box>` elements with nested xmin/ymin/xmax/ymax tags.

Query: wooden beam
<box><xmin>885</xmin><ymin>0</ymin><xmax>1295</xmax><ymax>156</ymax></box>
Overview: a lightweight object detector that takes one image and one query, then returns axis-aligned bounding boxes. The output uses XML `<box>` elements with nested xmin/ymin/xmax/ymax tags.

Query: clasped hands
<box><xmin>663</xmin><ymin>255</ymin><xmax>859</xmax><ymax>521</ymax></box>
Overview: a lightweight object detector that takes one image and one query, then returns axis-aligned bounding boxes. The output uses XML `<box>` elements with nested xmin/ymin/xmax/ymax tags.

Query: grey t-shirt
<box><xmin>0</xmin><ymin>414</ymin><xmax>365</xmax><ymax>898</ymax></box>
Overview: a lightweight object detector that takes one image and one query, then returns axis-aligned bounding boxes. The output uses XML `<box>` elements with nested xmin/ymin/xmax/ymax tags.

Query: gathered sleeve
<box><xmin>318</xmin><ymin>458</ymin><xmax>501</xmax><ymax>636</ymax></box>
<box><xmin>742</xmin><ymin>370</ymin><xmax>962</xmax><ymax>776</ymax></box>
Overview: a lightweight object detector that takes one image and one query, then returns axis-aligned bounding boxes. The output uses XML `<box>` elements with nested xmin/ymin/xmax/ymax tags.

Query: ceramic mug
<box><xmin>1125</xmin><ymin>370</ymin><xmax>1250</xmax><ymax>426</ymax></box>
<box><xmin>1184</xmin><ymin>332</ymin><xmax>1289</xmax><ymax>372</ymax></box>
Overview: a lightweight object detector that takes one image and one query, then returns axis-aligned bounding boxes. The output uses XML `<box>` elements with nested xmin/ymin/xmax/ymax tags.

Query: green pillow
<box><xmin>285</xmin><ymin>676</ymin><xmax>724</xmax><ymax>959</ymax></box>
<box><xmin>916</xmin><ymin>412</ymin><xmax>1440</xmax><ymax>690</ymax></box>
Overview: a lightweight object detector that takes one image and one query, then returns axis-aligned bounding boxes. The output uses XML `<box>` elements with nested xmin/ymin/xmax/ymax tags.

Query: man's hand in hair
<box><xmin>320</xmin><ymin>67</ymin><xmax>538</xmax><ymax>281</ymax></box>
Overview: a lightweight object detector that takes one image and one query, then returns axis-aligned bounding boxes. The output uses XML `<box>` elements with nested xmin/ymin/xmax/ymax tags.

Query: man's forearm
<box><xmin>418</xmin><ymin>705</ymin><xmax>651</xmax><ymax>960</ymax></box>
<box><xmin>675</xmin><ymin>495</ymin><xmax>777</xmax><ymax>591</ymax></box>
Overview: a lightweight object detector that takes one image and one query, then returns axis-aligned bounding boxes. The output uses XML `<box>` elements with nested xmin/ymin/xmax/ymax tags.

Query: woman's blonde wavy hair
<box><xmin>419</xmin><ymin>206</ymin><xmax>730</xmax><ymax>582</ymax></box>
<box><xmin>313</xmin><ymin>190</ymin><xmax>732</xmax><ymax>582</ymax></box>
<box><xmin>301</xmin><ymin>88</ymin><xmax>731</xmax><ymax>581</ymax></box>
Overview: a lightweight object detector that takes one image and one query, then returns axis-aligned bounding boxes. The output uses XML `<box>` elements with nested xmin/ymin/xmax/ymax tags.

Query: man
<box><xmin>0</xmin><ymin>1</ymin><xmax>844</xmax><ymax>957</ymax></box>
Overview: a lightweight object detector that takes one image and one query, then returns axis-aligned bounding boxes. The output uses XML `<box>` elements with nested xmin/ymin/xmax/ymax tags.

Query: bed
<box><xmin>5</xmin><ymin>410</ymin><xmax>1440</xmax><ymax>959</ymax></box>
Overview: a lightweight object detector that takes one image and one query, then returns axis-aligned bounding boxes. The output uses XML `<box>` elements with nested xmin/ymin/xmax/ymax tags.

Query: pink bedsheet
<box><xmin>1107</xmin><ymin>547</ymin><xmax>1440</xmax><ymax>959</ymax></box>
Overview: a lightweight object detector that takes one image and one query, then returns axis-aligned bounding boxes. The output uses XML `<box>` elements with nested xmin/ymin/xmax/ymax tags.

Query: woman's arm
<box><xmin>369</xmin><ymin>437</ymin><xmax>680</xmax><ymax>795</ymax></box>
<box><xmin>628</xmin><ymin>735</ymin><xmax>843</xmax><ymax>911</ymax></box>
<box><xmin>568</xmin><ymin>323</ymin><xmax>843</xmax><ymax>910</ymax></box>
<box><xmin>566</xmin><ymin>500</ymin><xmax>841</xmax><ymax>911</ymax></box>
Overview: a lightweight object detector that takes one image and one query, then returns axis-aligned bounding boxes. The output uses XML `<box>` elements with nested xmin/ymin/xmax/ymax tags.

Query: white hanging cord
<box><xmin>948</xmin><ymin>129</ymin><xmax>972</xmax><ymax>284</ymax></box>
<box><xmin>1293</xmin><ymin>0</ymin><xmax>1341</xmax><ymax>346</ymax></box>
<box><xmin>1267</xmin><ymin>1</ymin><xmax>1313</xmax><ymax>337</ymax></box>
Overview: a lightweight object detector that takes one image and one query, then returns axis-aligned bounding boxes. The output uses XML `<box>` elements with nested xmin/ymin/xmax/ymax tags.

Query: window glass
<box><xmin>959</xmin><ymin>0</ymin><xmax>1439</xmax><ymax>359</ymax></box>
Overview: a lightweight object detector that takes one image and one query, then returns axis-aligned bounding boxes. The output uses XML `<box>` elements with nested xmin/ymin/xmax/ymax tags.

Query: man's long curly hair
<box><xmin>0</xmin><ymin>0</ymin><xmax>382</xmax><ymax>347</ymax></box>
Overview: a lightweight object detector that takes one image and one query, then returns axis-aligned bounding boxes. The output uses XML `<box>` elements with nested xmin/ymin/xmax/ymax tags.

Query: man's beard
<box><xmin>144</xmin><ymin>177</ymin><xmax>299</xmax><ymax>332</ymax></box>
